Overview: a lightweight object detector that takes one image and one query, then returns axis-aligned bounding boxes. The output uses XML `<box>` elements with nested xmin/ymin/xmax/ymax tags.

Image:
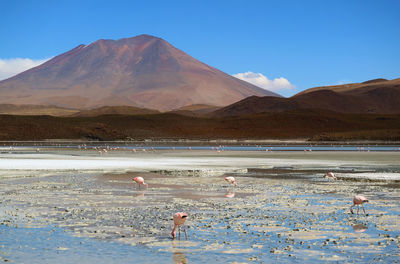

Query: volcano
<box><xmin>0</xmin><ymin>34</ymin><xmax>279</xmax><ymax>111</ymax></box>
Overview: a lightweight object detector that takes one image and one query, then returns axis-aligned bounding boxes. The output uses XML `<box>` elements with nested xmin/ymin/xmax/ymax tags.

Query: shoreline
<box><xmin>1</xmin><ymin>139</ymin><xmax>400</xmax><ymax>145</ymax></box>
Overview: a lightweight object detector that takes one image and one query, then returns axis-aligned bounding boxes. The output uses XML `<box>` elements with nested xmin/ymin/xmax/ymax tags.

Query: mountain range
<box><xmin>0</xmin><ymin>34</ymin><xmax>278</xmax><ymax>111</ymax></box>
<box><xmin>0</xmin><ymin>34</ymin><xmax>399</xmax><ymax>141</ymax></box>
<box><xmin>213</xmin><ymin>78</ymin><xmax>400</xmax><ymax>117</ymax></box>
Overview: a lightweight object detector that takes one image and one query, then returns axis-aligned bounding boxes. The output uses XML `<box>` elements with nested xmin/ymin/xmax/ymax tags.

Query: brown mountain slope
<box><xmin>0</xmin><ymin>35</ymin><xmax>279</xmax><ymax>111</ymax></box>
<box><xmin>213</xmin><ymin>78</ymin><xmax>400</xmax><ymax>117</ymax></box>
<box><xmin>0</xmin><ymin>110</ymin><xmax>399</xmax><ymax>141</ymax></box>
<box><xmin>296</xmin><ymin>78</ymin><xmax>400</xmax><ymax>95</ymax></box>
<box><xmin>175</xmin><ymin>104</ymin><xmax>220</xmax><ymax>112</ymax></box>
<box><xmin>295</xmin><ymin>78</ymin><xmax>400</xmax><ymax>114</ymax></box>
<box><xmin>71</xmin><ymin>106</ymin><xmax>159</xmax><ymax>117</ymax></box>
<box><xmin>169</xmin><ymin>104</ymin><xmax>221</xmax><ymax>116</ymax></box>
<box><xmin>212</xmin><ymin>96</ymin><xmax>298</xmax><ymax>117</ymax></box>
<box><xmin>0</xmin><ymin>104</ymin><xmax>78</xmax><ymax>116</ymax></box>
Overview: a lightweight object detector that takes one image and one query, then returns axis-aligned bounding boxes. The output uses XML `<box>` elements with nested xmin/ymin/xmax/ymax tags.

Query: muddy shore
<box><xmin>1</xmin><ymin>149</ymin><xmax>400</xmax><ymax>263</ymax></box>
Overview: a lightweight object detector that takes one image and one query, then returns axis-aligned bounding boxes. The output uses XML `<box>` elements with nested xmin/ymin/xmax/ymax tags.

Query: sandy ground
<box><xmin>0</xmin><ymin>149</ymin><xmax>400</xmax><ymax>263</ymax></box>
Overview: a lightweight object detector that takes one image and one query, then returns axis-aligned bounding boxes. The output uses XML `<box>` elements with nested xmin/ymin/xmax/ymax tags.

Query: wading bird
<box><xmin>224</xmin><ymin>176</ymin><xmax>237</xmax><ymax>187</ymax></box>
<box><xmin>171</xmin><ymin>212</ymin><xmax>188</xmax><ymax>238</ymax></box>
<box><xmin>350</xmin><ymin>195</ymin><xmax>369</xmax><ymax>215</ymax></box>
<box><xmin>132</xmin><ymin>176</ymin><xmax>148</xmax><ymax>189</ymax></box>
<box><xmin>326</xmin><ymin>172</ymin><xmax>337</xmax><ymax>181</ymax></box>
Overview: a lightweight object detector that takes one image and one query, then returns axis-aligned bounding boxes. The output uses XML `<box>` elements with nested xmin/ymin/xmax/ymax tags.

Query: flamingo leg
<box><xmin>183</xmin><ymin>224</ymin><xmax>187</xmax><ymax>238</ymax></box>
<box><xmin>171</xmin><ymin>225</ymin><xmax>176</xmax><ymax>239</ymax></box>
<box><xmin>357</xmin><ymin>205</ymin><xmax>360</xmax><ymax>215</ymax></box>
<box><xmin>350</xmin><ymin>205</ymin><xmax>354</xmax><ymax>214</ymax></box>
<box><xmin>362</xmin><ymin>204</ymin><xmax>366</xmax><ymax>214</ymax></box>
<box><xmin>178</xmin><ymin>225</ymin><xmax>181</xmax><ymax>238</ymax></box>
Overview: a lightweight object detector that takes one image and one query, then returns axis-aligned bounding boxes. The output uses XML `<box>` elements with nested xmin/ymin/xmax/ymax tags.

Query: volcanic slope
<box><xmin>0</xmin><ymin>34</ymin><xmax>279</xmax><ymax>111</ymax></box>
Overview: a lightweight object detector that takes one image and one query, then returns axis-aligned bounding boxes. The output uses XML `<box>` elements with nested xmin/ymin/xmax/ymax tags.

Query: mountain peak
<box><xmin>0</xmin><ymin>34</ymin><xmax>279</xmax><ymax>111</ymax></box>
<box><xmin>128</xmin><ymin>34</ymin><xmax>162</xmax><ymax>40</ymax></box>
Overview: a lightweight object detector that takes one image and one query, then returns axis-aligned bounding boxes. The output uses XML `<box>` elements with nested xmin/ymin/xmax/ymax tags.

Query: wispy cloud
<box><xmin>336</xmin><ymin>79</ymin><xmax>351</xmax><ymax>85</ymax></box>
<box><xmin>0</xmin><ymin>58</ymin><xmax>50</xmax><ymax>81</ymax></box>
<box><xmin>233</xmin><ymin>71</ymin><xmax>295</xmax><ymax>92</ymax></box>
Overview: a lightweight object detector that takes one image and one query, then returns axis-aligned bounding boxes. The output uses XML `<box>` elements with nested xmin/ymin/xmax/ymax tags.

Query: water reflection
<box><xmin>172</xmin><ymin>240</ymin><xmax>188</xmax><ymax>264</ymax></box>
<box><xmin>353</xmin><ymin>223</ymin><xmax>368</xmax><ymax>233</ymax></box>
<box><xmin>173</xmin><ymin>252</ymin><xmax>188</xmax><ymax>264</ymax></box>
<box><xmin>134</xmin><ymin>191</ymin><xmax>146</xmax><ymax>198</ymax></box>
<box><xmin>224</xmin><ymin>192</ymin><xmax>235</xmax><ymax>198</ymax></box>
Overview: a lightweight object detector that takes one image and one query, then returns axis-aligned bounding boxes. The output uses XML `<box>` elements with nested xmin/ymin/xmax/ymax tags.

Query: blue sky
<box><xmin>0</xmin><ymin>0</ymin><xmax>399</xmax><ymax>97</ymax></box>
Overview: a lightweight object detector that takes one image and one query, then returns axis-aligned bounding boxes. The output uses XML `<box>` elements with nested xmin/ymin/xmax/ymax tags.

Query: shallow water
<box><xmin>2</xmin><ymin>142</ymin><xmax>400</xmax><ymax>152</ymax></box>
<box><xmin>1</xmin><ymin>148</ymin><xmax>400</xmax><ymax>263</ymax></box>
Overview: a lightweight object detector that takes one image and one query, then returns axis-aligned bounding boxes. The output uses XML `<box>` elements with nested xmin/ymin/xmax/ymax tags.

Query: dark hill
<box><xmin>213</xmin><ymin>78</ymin><xmax>400</xmax><ymax>117</ymax></box>
<box><xmin>0</xmin><ymin>110</ymin><xmax>399</xmax><ymax>141</ymax></box>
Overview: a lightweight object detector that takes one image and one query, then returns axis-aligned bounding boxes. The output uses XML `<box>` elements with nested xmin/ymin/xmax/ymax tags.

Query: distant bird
<box><xmin>350</xmin><ymin>195</ymin><xmax>369</xmax><ymax>214</ymax></box>
<box><xmin>224</xmin><ymin>176</ymin><xmax>237</xmax><ymax>187</ymax></box>
<box><xmin>325</xmin><ymin>172</ymin><xmax>337</xmax><ymax>181</ymax></box>
<box><xmin>171</xmin><ymin>212</ymin><xmax>188</xmax><ymax>238</ymax></box>
<box><xmin>132</xmin><ymin>176</ymin><xmax>148</xmax><ymax>189</ymax></box>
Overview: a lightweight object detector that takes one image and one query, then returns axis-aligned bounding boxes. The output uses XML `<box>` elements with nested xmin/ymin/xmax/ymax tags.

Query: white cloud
<box><xmin>0</xmin><ymin>58</ymin><xmax>50</xmax><ymax>81</ymax></box>
<box><xmin>336</xmin><ymin>79</ymin><xmax>351</xmax><ymax>85</ymax></box>
<box><xmin>233</xmin><ymin>71</ymin><xmax>295</xmax><ymax>92</ymax></box>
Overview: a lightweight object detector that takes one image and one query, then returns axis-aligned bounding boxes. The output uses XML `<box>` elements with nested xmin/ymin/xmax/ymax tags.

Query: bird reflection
<box><xmin>353</xmin><ymin>223</ymin><xmax>368</xmax><ymax>233</ymax></box>
<box><xmin>173</xmin><ymin>252</ymin><xmax>188</xmax><ymax>264</ymax></box>
<box><xmin>134</xmin><ymin>191</ymin><xmax>146</xmax><ymax>198</ymax></box>
<box><xmin>224</xmin><ymin>192</ymin><xmax>235</xmax><ymax>198</ymax></box>
<box><xmin>171</xmin><ymin>240</ymin><xmax>188</xmax><ymax>263</ymax></box>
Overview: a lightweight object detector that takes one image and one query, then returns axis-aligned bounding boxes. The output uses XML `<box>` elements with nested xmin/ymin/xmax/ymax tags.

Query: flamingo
<box><xmin>132</xmin><ymin>176</ymin><xmax>148</xmax><ymax>189</ymax></box>
<box><xmin>224</xmin><ymin>176</ymin><xmax>237</xmax><ymax>187</ymax></box>
<box><xmin>171</xmin><ymin>212</ymin><xmax>188</xmax><ymax>238</ymax></box>
<box><xmin>325</xmin><ymin>172</ymin><xmax>337</xmax><ymax>181</ymax></box>
<box><xmin>350</xmin><ymin>195</ymin><xmax>369</xmax><ymax>214</ymax></box>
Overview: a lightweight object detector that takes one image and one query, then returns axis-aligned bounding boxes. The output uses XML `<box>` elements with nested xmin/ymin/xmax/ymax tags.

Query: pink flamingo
<box><xmin>224</xmin><ymin>176</ymin><xmax>237</xmax><ymax>187</ymax></box>
<box><xmin>132</xmin><ymin>176</ymin><xmax>148</xmax><ymax>189</ymax></box>
<box><xmin>171</xmin><ymin>212</ymin><xmax>188</xmax><ymax>238</ymax></box>
<box><xmin>325</xmin><ymin>172</ymin><xmax>337</xmax><ymax>181</ymax></box>
<box><xmin>350</xmin><ymin>195</ymin><xmax>369</xmax><ymax>214</ymax></box>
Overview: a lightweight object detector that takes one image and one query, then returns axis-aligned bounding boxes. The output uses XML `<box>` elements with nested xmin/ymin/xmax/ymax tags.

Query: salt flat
<box><xmin>0</xmin><ymin>148</ymin><xmax>400</xmax><ymax>263</ymax></box>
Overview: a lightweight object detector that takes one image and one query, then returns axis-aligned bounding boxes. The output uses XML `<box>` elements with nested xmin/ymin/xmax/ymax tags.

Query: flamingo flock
<box><xmin>23</xmin><ymin>142</ymin><xmax>381</xmax><ymax>242</ymax></box>
<box><xmin>131</xmin><ymin>170</ymin><xmax>370</xmax><ymax>239</ymax></box>
<box><xmin>131</xmin><ymin>175</ymin><xmax>239</xmax><ymax>238</ymax></box>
